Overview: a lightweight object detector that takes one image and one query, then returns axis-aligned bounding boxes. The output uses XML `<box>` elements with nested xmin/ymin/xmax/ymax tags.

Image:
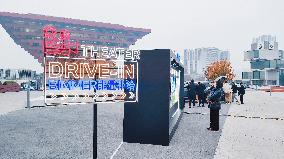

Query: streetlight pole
<box><xmin>26</xmin><ymin>81</ymin><xmax>31</xmax><ymax>109</ymax></box>
<box><xmin>93</xmin><ymin>51</ymin><xmax>97</xmax><ymax>159</ymax></box>
<box><xmin>93</xmin><ymin>102</ymin><xmax>97</xmax><ymax>158</ymax></box>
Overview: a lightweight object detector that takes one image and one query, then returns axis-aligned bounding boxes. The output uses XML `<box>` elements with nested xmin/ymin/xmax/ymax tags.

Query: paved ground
<box><xmin>0</xmin><ymin>90</ymin><xmax>283</xmax><ymax>158</ymax></box>
<box><xmin>214</xmin><ymin>90</ymin><xmax>284</xmax><ymax>159</ymax></box>
<box><xmin>0</xmin><ymin>91</ymin><xmax>230</xmax><ymax>159</ymax></box>
<box><xmin>0</xmin><ymin>104</ymin><xmax>93</xmax><ymax>159</ymax></box>
<box><xmin>97</xmin><ymin>103</ymin><xmax>124</xmax><ymax>159</ymax></box>
<box><xmin>0</xmin><ymin>91</ymin><xmax>43</xmax><ymax>115</ymax></box>
<box><xmin>113</xmin><ymin>105</ymin><xmax>230</xmax><ymax>159</ymax></box>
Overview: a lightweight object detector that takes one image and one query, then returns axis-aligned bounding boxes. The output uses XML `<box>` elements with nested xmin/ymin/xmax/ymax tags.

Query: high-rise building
<box><xmin>184</xmin><ymin>47</ymin><xmax>230</xmax><ymax>81</ymax></box>
<box><xmin>242</xmin><ymin>35</ymin><xmax>284</xmax><ymax>86</ymax></box>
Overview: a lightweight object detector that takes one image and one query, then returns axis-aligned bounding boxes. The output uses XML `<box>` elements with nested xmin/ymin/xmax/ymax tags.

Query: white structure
<box><xmin>245</xmin><ymin>35</ymin><xmax>281</xmax><ymax>61</ymax></box>
<box><xmin>184</xmin><ymin>47</ymin><xmax>230</xmax><ymax>81</ymax></box>
<box><xmin>242</xmin><ymin>35</ymin><xmax>284</xmax><ymax>86</ymax></box>
<box><xmin>0</xmin><ymin>69</ymin><xmax>36</xmax><ymax>80</ymax></box>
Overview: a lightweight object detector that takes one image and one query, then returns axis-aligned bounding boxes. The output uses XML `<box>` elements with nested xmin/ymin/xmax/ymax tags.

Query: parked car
<box><xmin>0</xmin><ymin>81</ymin><xmax>20</xmax><ymax>93</ymax></box>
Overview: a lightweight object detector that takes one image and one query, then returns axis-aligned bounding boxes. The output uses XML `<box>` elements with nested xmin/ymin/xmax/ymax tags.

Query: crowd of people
<box><xmin>185</xmin><ymin>79</ymin><xmax>246</xmax><ymax>107</ymax></box>
<box><xmin>185</xmin><ymin>79</ymin><xmax>246</xmax><ymax>131</ymax></box>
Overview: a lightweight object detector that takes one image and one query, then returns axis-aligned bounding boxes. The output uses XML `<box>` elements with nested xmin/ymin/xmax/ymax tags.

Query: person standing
<box><xmin>231</xmin><ymin>82</ymin><xmax>240</xmax><ymax>105</ymax></box>
<box><xmin>238</xmin><ymin>82</ymin><xmax>246</xmax><ymax>104</ymax></box>
<box><xmin>205</xmin><ymin>81</ymin><xmax>215</xmax><ymax>103</ymax></box>
<box><xmin>207</xmin><ymin>80</ymin><xmax>223</xmax><ymax>131</ymax></box>
<box><xmin>196</xmin><ymin>82</ymin><xmax>206</xmax><ymax>107</ymax></box>
<box><xmin>187</xmin><ymin>79</ymin><xmax>196</xmax><ymax>108</ymax></box>
<box><xmin>223</xmin><ymin>81</ymin><xmax>232</xmax><ymax>104</ymax></box>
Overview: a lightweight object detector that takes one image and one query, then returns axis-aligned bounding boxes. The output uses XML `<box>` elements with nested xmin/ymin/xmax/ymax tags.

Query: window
<box><xmin>253</xmin><ymin>71</ymin><xmax>260</xmax><ymax>79</ymax></box>
<box><xmin>270</xmin><ymin>60</ymin><xmax>277</xmax><ymax>68</ymax></box>
<box><xmin>251</xmin><ymin>60</ymin><xmax>270</xmax><ymax>69</ymax></box>
<box><xmin>277</xmin><ymin>60</ymin><xmax>284</xmax><ymax>68</ymax></box>
<box><xmin>25</xmin><ymin>35</ymin><xmax>33</xmax><ymax>39</ymax></box>
<box><xmin>253</xmin><ymin>50</ymin><xmax>259</xmax><ymax>58</ymax></box>
<box><xmin>32</xmin><ymin>43</ymin><xmax>40</xmax><ymax>46</ymax></box>
<box><xmin>242</xmin><ymin>72</ymin><xmax>253</xmax><ymax>79</ymax></box>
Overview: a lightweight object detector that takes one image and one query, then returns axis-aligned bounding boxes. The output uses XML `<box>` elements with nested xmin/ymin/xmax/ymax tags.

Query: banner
<box><xmin>43</xmin><ymin>25</ymin><xmax>139</xmax><ymax>105</ymax></box>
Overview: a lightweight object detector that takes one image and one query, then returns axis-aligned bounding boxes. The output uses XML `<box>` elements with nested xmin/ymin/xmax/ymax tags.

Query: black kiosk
<box><xmin>123</xmin><ymin>49</ymin><xmax>184</xmax><ymax>146</ymax></box>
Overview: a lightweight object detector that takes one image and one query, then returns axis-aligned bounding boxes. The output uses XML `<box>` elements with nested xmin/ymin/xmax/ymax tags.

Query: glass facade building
<box><xmin>242</xmin><ymin>35</ymin><xmax>284</xmax><ymax>86</ymax></box>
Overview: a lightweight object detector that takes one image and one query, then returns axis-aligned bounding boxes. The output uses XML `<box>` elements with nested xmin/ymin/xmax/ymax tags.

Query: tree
<box><xmin>204</xmin><ymin>60</ymin><xmax>235</xmax><ymax>81</ymax></box>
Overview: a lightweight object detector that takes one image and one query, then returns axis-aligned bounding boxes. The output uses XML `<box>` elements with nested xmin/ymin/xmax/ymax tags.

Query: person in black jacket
<box><xmin>196</xmin><ymin>82</ymin><xmax>206</xmax><ymax>107</ymax></box>
<box><xmin>207</xmin><ymin>80</ymin><xmax>223</xmax><ymax>131</ymax></box>
<box><xmin>238</xmin><ymin>82</ymin><xmax>246</xmax><ymax>104</ymax></box>
<box><xmin>187</xmin><ymin>79</ymin><xmax>196</xmax><ymax>108</ymax></box>
<box><xmin>204</xmin><ymin>81</ymin><xmax>215</xmax><ymax>103</ymax></box>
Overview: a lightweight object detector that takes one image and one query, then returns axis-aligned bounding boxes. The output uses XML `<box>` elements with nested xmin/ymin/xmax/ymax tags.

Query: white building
<box><xmin>0</xmin><ymin>69</ymin><xmax>36</xmax><ymax>80</ymax></box>
<box><xmin>184</xmin><ymin>47</ymin><xmax>230</xmax><ymax>81</ymax></box>
<box><xmin>242</xmin><ymin>35</ymin><xmax>284</xmax><ymax>86</ymax></box>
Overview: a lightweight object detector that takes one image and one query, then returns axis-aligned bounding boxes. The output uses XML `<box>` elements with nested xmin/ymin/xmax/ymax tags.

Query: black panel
<box><xmin>123</xmin><ymin>49</ymin><xmax>171</xmax><ymax>146</ymax></box>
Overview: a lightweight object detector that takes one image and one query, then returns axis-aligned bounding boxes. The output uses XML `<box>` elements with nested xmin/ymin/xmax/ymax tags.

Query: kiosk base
<box><xmin>123</xmin><ymin>49</ymin><xmax>184</xmax><ymax>146</ymax></box>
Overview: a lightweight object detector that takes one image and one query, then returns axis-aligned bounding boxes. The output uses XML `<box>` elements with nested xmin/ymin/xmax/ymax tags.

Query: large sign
<box><xmin>43</xmin><ymin>25</ymin><xmax>139</xmax><ymax>105</ymax></box>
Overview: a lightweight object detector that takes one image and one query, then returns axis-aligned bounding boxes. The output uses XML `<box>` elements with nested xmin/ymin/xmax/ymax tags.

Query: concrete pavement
<box><xmin>0</xmin><ymin>104</ymin><xmax>93</xmax><ymax>159</ymax></box>
<box><xmin>0</xmin><ymin>90</ymin><xmax>283</xmax><ymax>158</ymax></box>
<box><xmin>0</xmin><ymin>91</ymin><xmax>43</xmax><ymax>115</ymax></box>
<box><xmin>214</xmin><ymin>90</ymin><xmax>284</xmax><ymax>159</ymax></box>
<box><xmin>113</xmin><ymin>104</ymin><xmax>231</xmax><ymax>159</ymax></box>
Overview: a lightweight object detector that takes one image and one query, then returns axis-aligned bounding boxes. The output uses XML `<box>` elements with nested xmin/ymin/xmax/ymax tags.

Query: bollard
<box><xmin>270</xmin><ymin>86</ymin><xmax>272</xmax><ymax>96</ymax></box>
<box><xmin>26</xmin><ymin>81</ymin><xmax>31</xmax><ymax>109</ymax></box>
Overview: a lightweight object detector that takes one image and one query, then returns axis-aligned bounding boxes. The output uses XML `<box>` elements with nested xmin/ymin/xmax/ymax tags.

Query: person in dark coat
<box><xmin>196</xmin><ymin>82</ymin><xmax>206</xmax><ymax>107</ymax></box>
<box><xmin>186</xmin><ymin>79</ymin><xmax>196</xmax><ymax>108</ymax></box>
<box><xmin>204</xmin><ymin>81</ymin><xmax>215</xmax><ymax>103</ymax></box>
<box><xmin>238</xmin><ymin>82</ymin><xmax>246</xmax><ymax>104</ymax></box>
<box><xmin>207</xmin><ymin>80</ymin><xmax>223</xmax><ymax>131</ymax></box>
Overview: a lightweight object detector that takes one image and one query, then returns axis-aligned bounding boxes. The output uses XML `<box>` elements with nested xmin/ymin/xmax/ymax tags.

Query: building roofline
<box><xmin>0</xmin><ymin>11</ymin><xmax>151</xmax><ymax>33</ymax></box>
